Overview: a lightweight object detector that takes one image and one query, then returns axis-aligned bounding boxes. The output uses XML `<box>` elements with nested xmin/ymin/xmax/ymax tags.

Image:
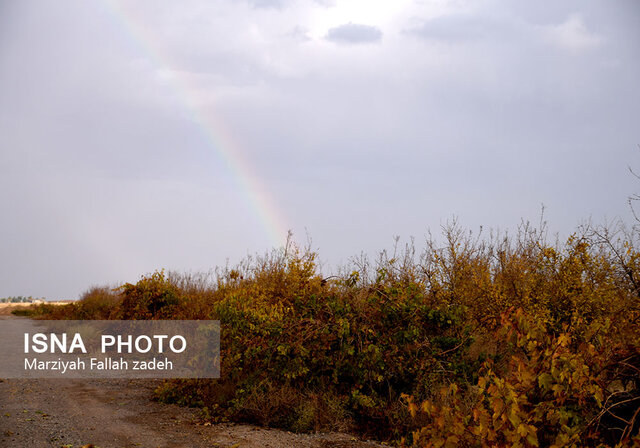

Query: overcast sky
<box><xmin>1</xmin><ymin>0</ymin><xmax>639</xmax><ymax>299</ymax></box>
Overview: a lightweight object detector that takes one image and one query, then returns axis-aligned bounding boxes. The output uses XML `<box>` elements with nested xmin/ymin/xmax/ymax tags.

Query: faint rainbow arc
<box><xmin>100</xmin><ymin>0</ymin><xmax>289</xmax><ymax>247</ymax></box>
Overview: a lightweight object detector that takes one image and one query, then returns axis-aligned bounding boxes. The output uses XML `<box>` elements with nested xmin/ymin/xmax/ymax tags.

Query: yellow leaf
<box><xmin>517</xmin><ymin>423</ymin><xmax>528</xmax><ymax>437</ymax></box>
<box><xmin>408</xmin><ymin>401</ymin><xmax>418</xmax><ymax>418</ymax></box>
<box><xmin>526</xmin><ymin>431</ymin><xmax>539</xmax><ymax>447</ymax></box>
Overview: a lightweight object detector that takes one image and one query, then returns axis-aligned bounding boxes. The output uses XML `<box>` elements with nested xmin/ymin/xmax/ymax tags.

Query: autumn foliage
<box><xmin>40</xmin><ymin>221</ymin><xmax>640</xmax><ymax>446</ymax></box>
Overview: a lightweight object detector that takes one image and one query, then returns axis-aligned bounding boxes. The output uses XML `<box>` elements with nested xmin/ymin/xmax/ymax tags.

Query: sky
<box><xmin>1</xmin><ymin>0</ymin><xmax>639</xmax><ymax>300</ymax></box>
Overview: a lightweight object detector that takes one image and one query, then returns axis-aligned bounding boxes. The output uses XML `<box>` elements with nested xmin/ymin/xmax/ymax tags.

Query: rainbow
<box><xmin>98</xmin><ymin>0</ymin><xmax>289</xmax><ymax>247</ymax></box>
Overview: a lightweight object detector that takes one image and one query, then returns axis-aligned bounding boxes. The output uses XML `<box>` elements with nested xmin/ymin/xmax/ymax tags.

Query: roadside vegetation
<box><xmin>1</xmin><ymin>296</ymin><xmax>44</xmax><ymax>303</ymax></box>
<box><xmin>33</xmin><ymin>219</ymin><xmax>640</xmax><ymax>447</ymax></box>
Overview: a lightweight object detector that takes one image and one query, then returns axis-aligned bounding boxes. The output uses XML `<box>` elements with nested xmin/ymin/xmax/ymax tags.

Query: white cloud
<box><xmin>542</xmin><ymin>14</ymin><xmax>602</xmax><ymax>52</ymax></box>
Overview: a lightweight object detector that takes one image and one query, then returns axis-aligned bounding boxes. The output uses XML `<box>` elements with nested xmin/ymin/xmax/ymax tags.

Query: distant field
<box><xmin>0</xmin><ymin>302</ymin><xmax>72</xmax><ymax>316</ymax></box>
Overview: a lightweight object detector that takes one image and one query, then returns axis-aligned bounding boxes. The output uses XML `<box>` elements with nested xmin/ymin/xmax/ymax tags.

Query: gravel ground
<box><xmin>0</xmin><ymin>313</ymin><xmax>387</xmax><ymax>448</ymax></box>
<box><xmin>0</xmin><ymin>378</ymin><xmax>387</xmax><ymax>448</ymax></box>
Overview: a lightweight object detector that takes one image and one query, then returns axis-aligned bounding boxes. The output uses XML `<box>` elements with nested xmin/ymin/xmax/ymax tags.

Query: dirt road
<box><xmin>0</xmin><ymin>315</ymin><xmax>385</xmax><ymax>448</ymax></box>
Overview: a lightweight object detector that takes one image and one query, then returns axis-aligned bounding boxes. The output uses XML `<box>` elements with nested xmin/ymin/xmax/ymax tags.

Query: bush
<box><xmin>404</xmin><ymin>309</ymin><xmax>616</xmax><ymax>447</ymax></box>
<box><xmin>119</xmin><ymin>271</ymin><xmax>181</xmax><ymax>319</ymax></box>
<box><xmin>75</xmin><ymin>286</ymin><xmax>121</xmax><ymax>319</ymax></box>
<box><xmin>36</xmin><ymin>223</ymin><xmax>640</xmax><ymax>445</ymax></box>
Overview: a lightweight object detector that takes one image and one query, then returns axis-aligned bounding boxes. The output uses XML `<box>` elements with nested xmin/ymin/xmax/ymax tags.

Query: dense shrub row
<box><xmin>37</xmin><ymin>221</ymin><xmax>640</xmax><ymax>446</ymax></box>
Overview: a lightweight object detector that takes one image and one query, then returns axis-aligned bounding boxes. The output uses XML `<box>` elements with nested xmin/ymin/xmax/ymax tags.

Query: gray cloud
<box><xmin>245</xmin><ymin>0</ymin><xmax>287</xmax><ymax>9</ymax></box>
<box><xmin>406</xmin><ymin>13</ymin><xmax>523</xmax><ymax>43</ymax></box>
<box><xmin>326</xmin><ymin>23</ymin><xmax>382</xmax><ymax>45</ymax></box>
<box><xmin>1</xmin><ymin>0</ymin><xmax>639</xmax><ymax>300</ymax></box>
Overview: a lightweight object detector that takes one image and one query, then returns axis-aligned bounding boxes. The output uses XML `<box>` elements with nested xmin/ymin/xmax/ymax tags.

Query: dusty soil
<box><xmin>0</xmin><ymin>315</ymin><xmax>387</xmax><ymax>448</ymax></box>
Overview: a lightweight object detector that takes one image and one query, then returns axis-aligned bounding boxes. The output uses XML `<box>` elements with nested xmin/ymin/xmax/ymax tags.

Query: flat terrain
<box><xmin>0</xmin><ymin>378</ymin><xmax>385</xmax><ymax>448</ymax></box>
<box><xmin>0</xmin><ymin>314</ymin><xmax>385</xmax><ymax>448</ymax></box>
<box><xmin>0</xmin><ymin>302</ymin><xmax>71</xmax><ymax>316</ymax></box>
<box><xmin>0</xmin><ymin>303</ymin><xmax>33</xmax><ymax>316</ymax></box>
